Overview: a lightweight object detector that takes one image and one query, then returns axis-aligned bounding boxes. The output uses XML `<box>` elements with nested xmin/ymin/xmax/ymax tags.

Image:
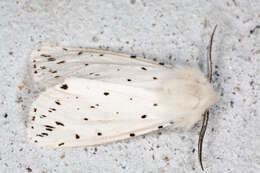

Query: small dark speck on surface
<box><xmin>230</xmin><ymin>101</ymin><xmax>234</xmax><ymax>108</ymax></box>
<box><xmin>250</xmin><ymin>25</ymin><xmax>260</xmax><ymax>34</ymax></box>
<box><xmin>3</xmin><ymin>113</ymin><xmax>8</xmax><ymax>118</ymax></box>
<box><xmin>163</xmin><ymin>156</ymin><xmax>169</xmax><ymax>161</ymax></box>
<box><xmin>16</xmin><ymin>96</ymin><xmax>23</xmax><ymax>103</ymax></box>
<box><xmin>92</xmin><ymin>147</ymin><xmax>98</xmax><ymax>154</ymax></box>
<box><xmin>250</xmin><ymin>81</ymin><xmax>255</xmax><ymax>89</ymax></box>
<box><xmin>130</xmin><ymin>0</ymin><xmax>136</xmax><ymax>4</ymax></box>
<box><xmin>26</xmin><ymin>167</ymin><xmax>32</xmax><ymax>172</ymax></box>
<box><xmin>60</xmin><ymin>154</ymin><xmax>65</xmax><ymax>159</ymax></box>
<box><xmin>92</xmin><ymin>36</ymin><xmax>99</xmax><ymax>42</ymax></box>
<box><xmin>214</xmin><ymin>71</ymin><xmax>220</xmax><ymax>77</ymax></box>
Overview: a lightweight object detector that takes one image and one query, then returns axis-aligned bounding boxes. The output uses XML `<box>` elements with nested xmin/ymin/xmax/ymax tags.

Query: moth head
<box><xmin>160</xmin><ymin>66</ymin><xmax>218</xmax><ymax>128</ymax></box>
<box><xmin>171</xmin><ymin>65</ymin><xmax>218</xmax><ymax>106</ymax></box>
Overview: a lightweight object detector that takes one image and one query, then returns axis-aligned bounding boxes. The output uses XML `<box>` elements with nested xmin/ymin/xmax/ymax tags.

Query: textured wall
<box><xmin>0</xmin><ymin>0</ymin><xmax>259</xmax><ymax>172</ymax></box>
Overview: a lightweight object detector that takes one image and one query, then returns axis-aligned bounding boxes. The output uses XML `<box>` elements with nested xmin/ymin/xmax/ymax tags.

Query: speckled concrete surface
<box><xmin>0</xmin><ymin>0</ymin><xmax>259</xmax><ymax>172</ymax></box>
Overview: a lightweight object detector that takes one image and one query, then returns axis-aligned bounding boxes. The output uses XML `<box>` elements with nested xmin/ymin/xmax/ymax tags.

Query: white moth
<box><xmin>28</xmin><ymin>46</ymin><xmax>218</xmax><ymax>148</ymax></box>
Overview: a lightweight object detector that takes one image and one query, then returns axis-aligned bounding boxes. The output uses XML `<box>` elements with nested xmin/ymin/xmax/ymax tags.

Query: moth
<box><xmin>28</xmin><ymin>26</ymin><xmax>218</xmax><ymax>170</ymax></box>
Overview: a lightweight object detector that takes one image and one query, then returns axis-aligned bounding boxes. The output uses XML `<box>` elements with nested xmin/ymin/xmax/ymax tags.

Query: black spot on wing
<box><xmin>58</xmin><ymin>142</ymin><xmax>65</xmax><ymax>146</ymax></box>
<box><xmin>141</xmin><ymin>67</ymin><xmax>147</xmax><ymax>71</ymax></box>
<box><xmin>63</xmin><ymin>48</ymin><xmax>68</xmax><ymax>51</ymax></box>
<box><xmin>104</xmin><ymin>92</ymin><xmax>109</xmax><ymax>96</ymax></box>
<box><xmin>56</xmin><ymin>121</ymin><xmax>64</xmax><ymax>126</ymax></box>
<box><xmin>84</xmin><ymin>118</ymin><xmax>88</xmax><ymax>121</ymax></box>
<box><xmin>48</xmin><ymin>57</ymin><xmax>56</xmax><ymax>61</ymax></box>
<box><xmin>99</xmin><ymin>54</ymin><xmax>104</xmax><ymax>56</ymax></box>
<box><xmin>129</xmin><ymin>133</ymin><xmax>135</xmax><ymax>137</ymax></box>
<box><xmin>57</xmin><ymin>60</ymin><xmax>66</xmax><ymax>64</ymax></box>
<box><xmin>97</xmin><ymin>132</ymin><xmax>102</xmax><ymax>136</ymax></box>
<box><xmin>153</xmin><ymin>103</ymin><xmax>158</xmax><ymax>106</ymax></box>
<box><xmin>49</xmin><ymin>108</ymin><xmax>56</xmax><ymax>111</ymax></box>
<box><xmin>78</xmin><ymin>51</ymin><xmax>83</xmax><ymax>55</ymax></box>
<box><xmin>33</xmin><ymin>108</ymin><xmax>37</xmax><ymax>112</ymax></box>
<box><xmin>41</xmin><ymin>54</ymin><xmax>51</xmax><ymax>57</ymax></box>
<box><xmin>51</xmin><ymin>70</ymin><xmax>57</xmax><ymax>73</ymax></box>
<box><xmin>153</xmin><ymin>77</ymin><xmax>157</xmax><ymax>80</ymax></box>
<box><xmin>159</xmin><ymin>62</ymin><xmax>165</xmax><ymax>66</ymax></box>
<box><xmin>55</xmin><ymin>101</ymin><xmax>61</xmax><ymax>105</ymax></box>
<box><xmin>158</xmin><ymin>125</ymin><xmax>163</xmax><ymax>129</ymax></box>
<box><xmin>60</xmin><ymin>84</ymin><xmax>68</xmax><ymax>90</ymax></box>
<box><xmin>127</xmin><ymin>79</ymin><xmax>132</xmax><ymax>82</ymax></box>
<box><xmin>40</xmin><ymin>115</ymin><xmax>46</xmax><ymax>118</ymax></box>
<box><xmin>130</xmin><ymin>55</ymin><xmax>136</xmax><ymax>59</ymax></box>
<box><xmin>141</xmin><ymin>115</ymin><xmax>147</xmax><ymax>119</ymax></box>
<box><xmin>44</xmin><ymin>125</ymin><xmax>55</xmax><ymax>129</ymax></box>
<box><xmin>75</xmin><ymin>134</ymin><xmax>80</xmax><ymax>139</ymax></box>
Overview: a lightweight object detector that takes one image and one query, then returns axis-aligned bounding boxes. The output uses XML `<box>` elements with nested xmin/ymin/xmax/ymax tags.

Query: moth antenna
<box><xmin>198</xmin><ymin>25</ymin><xmax>217</xmax><ymax>171</ymax></box>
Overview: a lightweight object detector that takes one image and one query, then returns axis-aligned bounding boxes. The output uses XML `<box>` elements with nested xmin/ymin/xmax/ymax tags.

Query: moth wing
<box><xmin>31</xmin><ymin>46</ymin><xmax>170</xmax><ymax>90</ymax></box>
<box><xmin>28</xmin><ymin>78</ymin><xmax>173</xmax><ymax>148</ymax></box>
